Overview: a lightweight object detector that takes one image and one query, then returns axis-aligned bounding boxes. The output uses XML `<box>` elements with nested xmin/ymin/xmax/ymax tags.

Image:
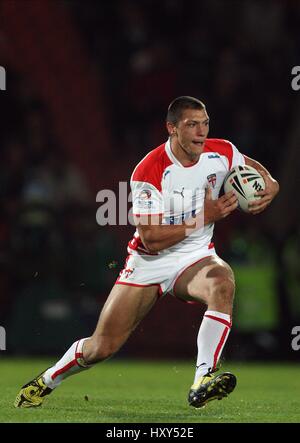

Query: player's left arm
<box><xmin>244</xmin><ymin>155</ymin><xmax>280</xmax><ymax>215</ymax></box>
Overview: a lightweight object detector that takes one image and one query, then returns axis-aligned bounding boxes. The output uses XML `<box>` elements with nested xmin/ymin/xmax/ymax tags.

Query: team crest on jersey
<box><xmin>207</xmin><ymin>173</ymin><xmax>217</xmax><ymax>188</ymax></box>
<box><xmin>139</xmin><ymin>189</ymin><xmax>151</xmax><ymax>200</ymax></box>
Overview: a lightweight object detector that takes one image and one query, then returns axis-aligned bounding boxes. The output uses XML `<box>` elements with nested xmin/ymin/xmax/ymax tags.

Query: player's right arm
<box><xmin>135</xmin><ymin>189</ymin><xmax>238</xmax><ymax>253</ymax></box>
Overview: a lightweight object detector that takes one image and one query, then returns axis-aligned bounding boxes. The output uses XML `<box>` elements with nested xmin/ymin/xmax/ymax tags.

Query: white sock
<box><xmin>194</xmin><ymin>310</ymin><xmax>232</xmax><ymax>383</ymax></box>
<box><xmin>43</xmin><ymin>337</ymin><xmax>92</xmax><ymax>389</ymax></box>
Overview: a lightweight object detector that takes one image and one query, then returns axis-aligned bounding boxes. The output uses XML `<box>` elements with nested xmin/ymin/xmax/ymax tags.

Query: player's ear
<box><xmin>166</xmin><ymin>121</ymin><xmax>176</xmax><ymax>136</ymax></box>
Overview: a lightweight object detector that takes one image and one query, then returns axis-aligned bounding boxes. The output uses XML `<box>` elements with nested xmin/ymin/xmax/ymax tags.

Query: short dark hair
<box><xmin>167</xmin><ymin>96</ymin><xmax>206</xmax><ymax>125</ymax></box>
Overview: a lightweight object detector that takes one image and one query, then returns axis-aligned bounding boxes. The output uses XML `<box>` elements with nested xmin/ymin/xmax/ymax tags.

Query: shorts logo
<box><xmin>123</xmin><ymin>268</ymin><xmax>134</xmax><ymax>278</ymax></box>
<box><xmin>207</xmin><ymin>174</ymin><xmax>217</xmax><ymax>188</ymax></box>
<box><xmin>139</xmin><ymin>190</ymin><xmax>151</xmax><ymax>200</ymax></box>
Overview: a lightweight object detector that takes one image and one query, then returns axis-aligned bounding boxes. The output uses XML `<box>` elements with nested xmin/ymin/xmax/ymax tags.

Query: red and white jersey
<box><xmin>128</xmin><ymin>138</ymin><xmax>245</xmax><ymax>256</ymax></box>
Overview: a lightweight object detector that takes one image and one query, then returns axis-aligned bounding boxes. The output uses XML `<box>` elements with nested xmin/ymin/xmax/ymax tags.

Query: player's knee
<box><xmin>210</xmin><ymin>276</ymin><xmax>235</xmax><ymax>307</ymax></box>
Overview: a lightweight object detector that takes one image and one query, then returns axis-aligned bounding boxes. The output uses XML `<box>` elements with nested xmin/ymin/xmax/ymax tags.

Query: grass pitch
<box><xmin>1</xmin><ymin>358</ymin><xmax>300</xmax><ymax>423</ymax></box>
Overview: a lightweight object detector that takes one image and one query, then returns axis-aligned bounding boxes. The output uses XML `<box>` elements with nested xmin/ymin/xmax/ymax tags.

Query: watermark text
<box><xmin>291</xmin><ymin>66</ymin><xmax>300</xmax><ymax>91</ymax></box>
<box><xmin>95</xmin><ymin>182</ymin><xmax>205</xmax><ymax>236</ymax></box>
<box><xmin>0</xmin><ymin>66</ymin><xmax>6</xmax><ymax>90</ymax></box>
<box><xmin>0</xmin><ymin>326</ymin><xmax>6</xmax><ymax>350</ymax></box>
<box><xmin>291</xmin><ymin>326</ymin><xmax>300</xmax><ymax>351</ymax></box>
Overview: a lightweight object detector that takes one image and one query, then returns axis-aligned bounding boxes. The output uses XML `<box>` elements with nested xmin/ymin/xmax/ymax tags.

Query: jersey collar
<box><xmin>165</xmin><ymin>138</ymin><xmax>202</xmax><ymax>168</ymax></box>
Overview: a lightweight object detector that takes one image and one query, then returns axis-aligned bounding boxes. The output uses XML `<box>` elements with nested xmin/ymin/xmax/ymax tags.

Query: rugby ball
<box><xmin>223</xmin><ymin>165</ymin><xmax>265</xmax><ymax>213</ymax></box>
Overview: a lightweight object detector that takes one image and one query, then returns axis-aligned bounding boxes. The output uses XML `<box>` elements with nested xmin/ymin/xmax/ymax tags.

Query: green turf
<box><xmin>1</xmin><ymin>358</ymin><xmax>300</xmax><ymax>423</ymax></box>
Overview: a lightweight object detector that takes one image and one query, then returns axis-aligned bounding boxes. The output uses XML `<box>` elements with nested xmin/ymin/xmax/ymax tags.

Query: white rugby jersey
<box><xmin>128</xmin><ymin>138</ymin><xmax>245</xmax><ymax>256</ymax></box>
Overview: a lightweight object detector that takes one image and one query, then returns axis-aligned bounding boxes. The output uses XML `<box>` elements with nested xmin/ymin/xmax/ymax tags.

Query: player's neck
<box><xmin>170</xmin><ymin>139</ymin><xmax>201</xmax><ymax>167</ymax></box>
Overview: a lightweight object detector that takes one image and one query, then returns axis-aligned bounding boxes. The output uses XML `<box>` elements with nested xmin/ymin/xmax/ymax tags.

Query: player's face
<box><xmin>173</xmin><ymin>108</ymin><xmax>210</xmax><ymax>159</ymax></box>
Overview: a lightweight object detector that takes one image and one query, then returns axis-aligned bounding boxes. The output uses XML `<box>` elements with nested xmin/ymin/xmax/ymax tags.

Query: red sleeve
<box><xmin>204</xmin><ymin>139</ymin><xmax>234</xmax><ymax>169</ymax></box>
<box><xmin>131</xmin><ymin>143</ymin><xmax>173</xmax><ymax>192</ymax></box>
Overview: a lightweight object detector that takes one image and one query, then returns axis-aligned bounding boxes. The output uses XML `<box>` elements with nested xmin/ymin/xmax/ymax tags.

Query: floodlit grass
<box><xmin>1</xmin><ymin>358</ymin><xmax>300</xmax><ymax>423</ymax></box>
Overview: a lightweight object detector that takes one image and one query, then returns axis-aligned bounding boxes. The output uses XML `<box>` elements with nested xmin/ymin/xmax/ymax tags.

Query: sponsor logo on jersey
<box><xmin>137</xmin><ymin>200</ymin><xmax>153</xmax><ymax>209</ymax></box>
<box><xmin>207</xmin><ymin>174</ymin><xmax>217</xmax><ymax>188</ymax></box>
<box><xmin>164</xmin><ymin>209</ymin><xmax>196</xmax><ymax>225</ymax></box>
<box><xmin>173</xmin><ymin>187</ymin><xmax>185</xmax><ymax>198</ymax></box>
<box><xmin>208</xmin><ymin>154</ymin><xmax>220</xmax><ymax>159</ymax></box>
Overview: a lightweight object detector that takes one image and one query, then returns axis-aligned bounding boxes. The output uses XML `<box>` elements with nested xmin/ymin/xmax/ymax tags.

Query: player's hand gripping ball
<box><xmin>223</xmin><ymin>165</ymin><xmax>265</xmax><ymax>213</ymax></box>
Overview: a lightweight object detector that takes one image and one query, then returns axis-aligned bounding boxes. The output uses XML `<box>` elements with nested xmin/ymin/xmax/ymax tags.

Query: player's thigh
<box><xmin>92</xmin><ymin>283</ymin><xmax>159</xmax><ymax>340</ymax></box>
<box><xmin>174</xmin><ymin>255</ymin><xmax>235</xmax><ymax>304</ymax></box>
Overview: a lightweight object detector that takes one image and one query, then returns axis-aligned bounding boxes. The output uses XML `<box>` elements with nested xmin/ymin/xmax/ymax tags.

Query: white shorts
<box><xmin>116</xmin><ymin>246</ymin><xmax>217</xmax><ymax>296</ymax></box>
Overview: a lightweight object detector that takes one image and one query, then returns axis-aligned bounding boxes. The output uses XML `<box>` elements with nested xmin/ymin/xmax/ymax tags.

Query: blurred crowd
<box><xmin>70</xmin><ymin>0</ymin><xmax>299</xmax><ymax>173</ymax></box>
<box><xmin>0</xmin><ymin>91</ymin><xmax>120</xmax><ymax>345</ymax></box>
<box><xmin>0</xmin><ymin>0</ymin><xmax>299</xmax><ymax>356</ymax></box>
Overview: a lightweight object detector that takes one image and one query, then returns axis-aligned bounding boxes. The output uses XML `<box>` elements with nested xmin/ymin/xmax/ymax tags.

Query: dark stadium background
<box><xmin>0</xmin><ymin>0</ymin><xmax>299</xmax><ymax>362</ymax></box>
